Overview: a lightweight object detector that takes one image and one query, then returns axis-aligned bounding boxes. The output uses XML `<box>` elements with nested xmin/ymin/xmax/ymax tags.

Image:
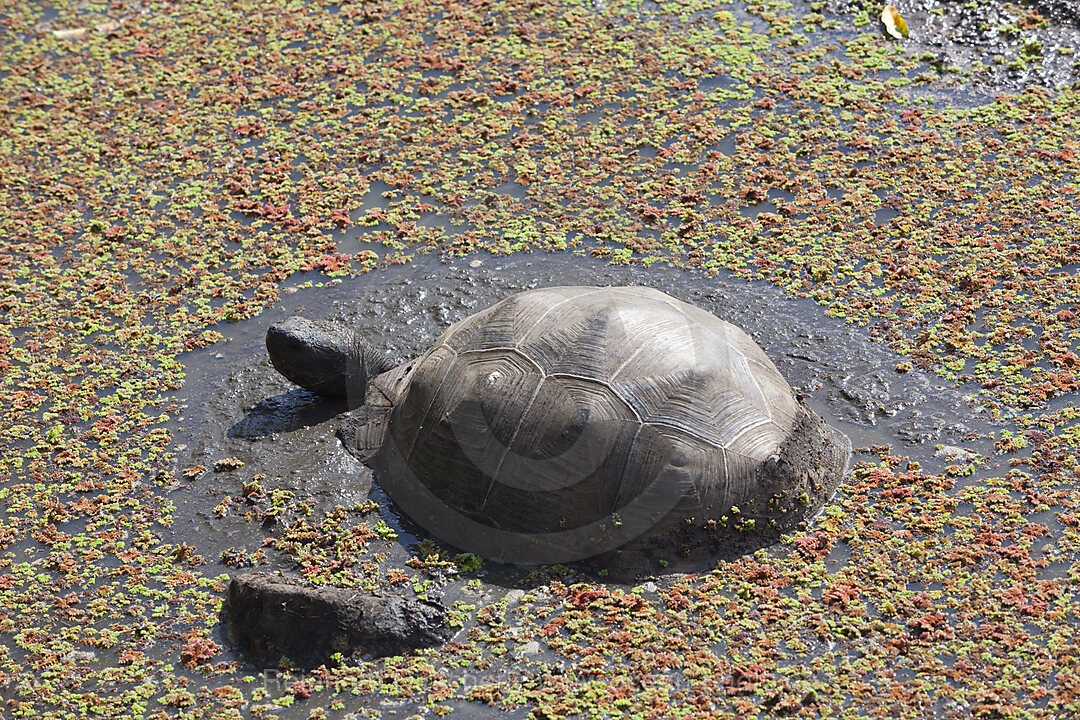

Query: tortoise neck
<box><xmin>353</xmin><ymin>337</ymin><xmax>396</xmax><ymax>379</ymax></box>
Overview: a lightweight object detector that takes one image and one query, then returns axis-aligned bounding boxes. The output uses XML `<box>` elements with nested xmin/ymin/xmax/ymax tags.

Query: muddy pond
<box><xmin>163</xmin><ymin>249</ymin><xmax>1009</xmax><ymax>713</ymax></box>
<box><xmin>6</xmin><ymin>0</ymin><xmax>1080</xmax><ymax>713</ymax></box>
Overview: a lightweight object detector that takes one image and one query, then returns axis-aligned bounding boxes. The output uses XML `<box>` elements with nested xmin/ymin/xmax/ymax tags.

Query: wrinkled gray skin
<box><xmin>266</xmin><ymin>316</ymin><xmax>394</xmax><ymax>404</ymax></box>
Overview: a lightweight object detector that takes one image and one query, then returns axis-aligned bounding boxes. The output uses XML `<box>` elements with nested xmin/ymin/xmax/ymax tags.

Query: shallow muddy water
<box><xmin>154</xmin><ymin>194</ymin><xmax>1067</xmax><ymax>711</ymax></box>
<box><xmin>5</xmin><ymin>0</ymin><xmax>1078</xmax><ymax>714</ymax></box>
<box><xmin>166</xmin><ymin>251</ymin><xmax>1009</xmax><ymax>692</ymax></box>
<box><xmin>65</xmin><ymin>49</ymin><xmax>1080</xmax><ymax>720</ymax></box>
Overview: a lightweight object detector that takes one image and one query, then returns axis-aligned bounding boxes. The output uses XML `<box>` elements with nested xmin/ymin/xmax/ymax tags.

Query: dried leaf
<box><xmin>52</xmin><ymin>27</ymin><xmax>89</xmax><ymax>40</ymax></box>
<box><xmin>50</xmin><ymin>16</ymin><xmax>123</xmax><ymax>39</ymax></box>
<box><xmin>881</xmin><ymin>6</ymin><xmax>909</xmax><ymax>39</ymax></box>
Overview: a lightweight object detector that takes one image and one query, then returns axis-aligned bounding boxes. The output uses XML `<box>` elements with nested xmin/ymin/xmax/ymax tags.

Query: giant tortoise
<box><xmin>266</xmin><ymin>286</ymin><xmax>850</xmax><ymax>571</ymax></box>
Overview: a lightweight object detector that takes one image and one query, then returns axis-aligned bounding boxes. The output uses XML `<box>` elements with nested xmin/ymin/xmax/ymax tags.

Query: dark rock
<box><xmin>226</xmin><ymin>572</ymin><xmax>451</xmax><ymax>668</ymax></box>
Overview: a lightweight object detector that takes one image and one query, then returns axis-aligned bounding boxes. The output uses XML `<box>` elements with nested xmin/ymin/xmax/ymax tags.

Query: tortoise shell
<box><xmin>352</xmin><ymin>286</ymin><xmax>848</xmax><ymax>566</ymax></box>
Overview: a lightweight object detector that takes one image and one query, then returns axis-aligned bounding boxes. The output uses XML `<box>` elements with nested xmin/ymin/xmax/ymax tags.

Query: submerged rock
<box><xmin>226</xmin><ymin>572</ymin><xmax>451</xmax><ymax>668</ymax></box>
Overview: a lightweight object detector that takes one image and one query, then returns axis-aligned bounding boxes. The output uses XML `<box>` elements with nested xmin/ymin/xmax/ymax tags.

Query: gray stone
<box><xmin>934</xmin><ymin>445</ymin><xmax>979</xmax><ymax>463</ymax></box>
<box><xmin>226</xmin><ymin>572</ymin><xmax>451</xmax><ymax>668</ymax></box>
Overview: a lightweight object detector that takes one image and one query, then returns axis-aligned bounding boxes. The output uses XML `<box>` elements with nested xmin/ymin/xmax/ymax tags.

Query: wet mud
<box><xmin>168</xmin><ymin>253</ymin><xmax>1002</xmax><ymax>595</ymax></box>
<box><xmin>5</xmin><ymin>0</ymin><xmax>1077</xmax><ymax>714</ymax></box>
<box><xmin>827</xmin><ymin>0</ymin><xmax>1080</xmax><ymax>95</ymax></box>
<box><xmin>155</xmin><ymin>252</ymin><xmax>1020</xmax><ymax>718</ymax></box>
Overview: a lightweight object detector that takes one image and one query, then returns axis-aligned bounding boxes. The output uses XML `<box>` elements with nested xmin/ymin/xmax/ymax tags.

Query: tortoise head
<box><xmin>266</xmin><ymin>316</ymin><xmax>390</xmax><ymax>405</ymax></box>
